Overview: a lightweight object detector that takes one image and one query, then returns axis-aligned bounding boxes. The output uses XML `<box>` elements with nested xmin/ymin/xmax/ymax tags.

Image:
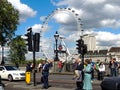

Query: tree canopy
<box><xmin>9</xmin><ymin>36</ymin><xmax>27</xmax><ymax>64</ymax></box>
<box><xmin>0</xmin><ymin>0</ymin><xmax>19</xmax><ymax>45</ymax></box>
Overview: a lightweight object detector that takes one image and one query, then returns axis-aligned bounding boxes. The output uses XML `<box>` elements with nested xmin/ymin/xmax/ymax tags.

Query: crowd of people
<box><xmin>25</xmin><ymin>57</ymin><xmax>120</xmax><ymax>90</ymax></box>
<box><xmin>73</xmin><ymin>58</ymin><xmax>92</xmax><ymax>90</ymax></box>
<box><xmin>72</xmin><ymin>57</ymin><xmax>120</xmax><ymax>90</ymax></box>
<box><xmin>26</xmin><ymin>59</ymin><xmax>53</xmax><ymax>89</ymax></box>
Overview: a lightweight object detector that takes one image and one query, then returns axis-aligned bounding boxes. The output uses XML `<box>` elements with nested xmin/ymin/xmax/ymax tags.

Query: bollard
<box><xmin>25</xmin><ymin>72</ymin><xmax>31</xmax><ymax>84</ymax></box>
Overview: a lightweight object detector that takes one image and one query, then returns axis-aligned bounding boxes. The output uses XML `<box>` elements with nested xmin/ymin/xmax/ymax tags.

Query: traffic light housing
<box><xmin>34</xmin><ymin>33</ymin><xmax>40</xmax><ymax>52</ymax></box>
<box><xmin>76</xmin><ymin>39</ymin><xmax>87</xmax><ymax>55</ymax></box>
<box><xmin>83</xmin><ymin>44</ymin><xmax>87</xmax><ymax>54</ymax></box>
<box><xmin>76</xmin><ymin>39</ymin><xmax>84</xmax><ymax>54</ymax></box>
<box><xmin>25</xmin><ymin>28</ymin><xmax>33</xmax><ymax>51</ymax></box>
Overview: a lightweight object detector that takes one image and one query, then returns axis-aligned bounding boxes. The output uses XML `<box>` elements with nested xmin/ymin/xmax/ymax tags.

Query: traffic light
<box><xmin>83</xmin><ymin>44</ymin><xmax>87</xmax><ymax>54</ymax></box>
<box><xmin>76</xmin><ymin>39</ymin><xmax>84</xmax><ymax>54</ymax></box>
<box><xmin>34</xmin><ymin>33</ymin><xmax>40</xmax><ymax>52</ymax></box>
<box><xmin>25</xmin><ymin>28</ymin><xmax>33</xmax><ymax>51</ymax></box>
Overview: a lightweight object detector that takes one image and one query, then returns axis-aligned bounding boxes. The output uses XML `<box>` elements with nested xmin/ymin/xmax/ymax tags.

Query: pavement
<box><xmin>4</xmin><ymin>77</ymin><xmax>102</xmax><ymax>90</ymax></box>
<box><xmin>4</xmin><ymin>67</ymin><xmax>102</xmax><ymax>90</ymax></box>
<box><xmin>11</xmin><ymin>83</ymin><xmax>74</xmax><ymax>90</ymax></box>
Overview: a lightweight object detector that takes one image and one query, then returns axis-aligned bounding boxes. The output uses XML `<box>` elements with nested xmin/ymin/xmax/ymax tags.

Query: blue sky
<box><xmin>6</xmin><ymin>0</ymin><xmax>120</xmax><ymax>60</ymax></box>
<box><xmin>16</xmin><ymin>0</ymin><xmax>57</xmax><ymax>35</ymax></box>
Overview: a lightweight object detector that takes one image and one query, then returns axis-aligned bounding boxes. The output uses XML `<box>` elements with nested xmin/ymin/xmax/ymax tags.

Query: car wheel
<box><xmin>8</xmin><ymin>75</ymin><xmax>13</xmax><ymax>81</ymax></box>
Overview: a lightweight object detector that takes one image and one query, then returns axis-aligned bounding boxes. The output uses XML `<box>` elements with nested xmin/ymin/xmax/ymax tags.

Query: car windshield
<box><xmin>5</xmin><ymin>66</ymin><xmax>18</xmax><ymax>71</ymax></box>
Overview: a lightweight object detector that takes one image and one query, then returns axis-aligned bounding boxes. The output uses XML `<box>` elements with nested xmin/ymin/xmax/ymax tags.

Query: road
<box><xmin>2</xmin><ymin>72</ymin><xmax>102</xmax><ymax>90</ymax></box>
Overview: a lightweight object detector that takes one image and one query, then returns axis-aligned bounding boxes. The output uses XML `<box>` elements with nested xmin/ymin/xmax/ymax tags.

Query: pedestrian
<box><xmin>109</xmin><ymin>58</ymin><xmax>119</xmax><ymax>77</ymax></box>
<box><xmin>41</xmin><ymin>60</ymin><xmax>53</xmax><ymax>89</ymax></box>
<box><xmin>57</xmin><ymin>61</ymin><xmax>63</xmax><ymax>72</ymax></box>
<box><xmin>30</xmin><ymin>63</ymin><xmax>34</xmax><ymax>69</ymax></box>
<box><xmin>75</xmin><ymin>58</ymin><xmax>84</xmax><ymax>90</ymax></box>
<box><xmin>83</xmin><ymin>59</ymin><xmax>93</xmax><ymax>90</ymax></box>
<box><xmin>90</xmin><ymin>59</ymin><xmax>95</xmax><ymax>80</ymax></box>
<box><xmin>72</xmin><ymin>59</ymin><xmax>78</xmax><ymax>79</ymax></box>
<box><xmin>98</xmin><ymin>62</ymin><xmax>105</xmax><ymax>80</ymax></box>
<box><xmin>26</xmin><ymin>62</ymin><xmax>32</xmax><ymax>72</ymax></box>
<box><xmin>37</xmin><ymin>62</ymin><xmax>42</xmax><ymax>72</ymax></box>
<box><xmin>95</xmin><ymin>59</ymin><xmax>100</xmax><ymax>80</ymax></box>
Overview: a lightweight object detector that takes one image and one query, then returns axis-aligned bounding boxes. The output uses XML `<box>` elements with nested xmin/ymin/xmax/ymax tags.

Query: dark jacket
<box><xmin>76</xmin><ymin>63</ymin><xmax>84</xmax><ymax>71</ymax></box>
<box><xmin>42</xmin><ymin>63</ymin><xmax>53</xmax><ymax>76</ymax></box>
<box><xmin>109</xmin><ymin>61</ymin><xmax>118</xmax><ymax>69</ymax></box>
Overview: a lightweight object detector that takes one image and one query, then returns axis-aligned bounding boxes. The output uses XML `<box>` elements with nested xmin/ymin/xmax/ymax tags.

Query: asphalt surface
<box><xmin>1</xmin><ymin>67</ymin><xmax>102</xmax><ymax>90</ymax></box>
<box><xmin>3</xmin><ymin>73</ymin><xmax>102</xmax><ymax>90</ymax></box>
<box><xmin>4</xmin><ymin>80</ymin><xmax>101</xmax><ymax>90</ymax></box>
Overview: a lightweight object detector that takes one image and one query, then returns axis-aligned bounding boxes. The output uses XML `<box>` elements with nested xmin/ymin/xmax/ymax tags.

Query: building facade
<box><xmin>83</xmin><ymin>34</ymin><xmax>96</xmax><ymax>51</ymax></box>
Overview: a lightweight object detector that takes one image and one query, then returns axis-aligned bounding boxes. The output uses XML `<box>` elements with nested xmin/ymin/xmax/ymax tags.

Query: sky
<box><xmin>5</xmin><ymin>0</ymin><xmax>120</xmax><ymax>60</ymax></box>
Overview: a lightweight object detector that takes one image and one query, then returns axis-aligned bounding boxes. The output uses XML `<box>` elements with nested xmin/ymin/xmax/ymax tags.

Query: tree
<box><xmin>0</xmin><ymin>0</ymin><xmax>19</xmax><ymax>45</ymax></box>
<box><xmin>9</xmin><ymin>36</ymin><xmax>27</xmax><ymax>64</ymax></box>
<box><xmin>0</xmin><ymin>0</ymin><xmax>19</xmax><ymax>65</ymax></box>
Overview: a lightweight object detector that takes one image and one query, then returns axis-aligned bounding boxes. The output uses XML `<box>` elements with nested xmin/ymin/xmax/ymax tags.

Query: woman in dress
<box><xmin>83</xmin><ymin>59</ymin><xmax>93</xmax><ymax>90</ymax></box>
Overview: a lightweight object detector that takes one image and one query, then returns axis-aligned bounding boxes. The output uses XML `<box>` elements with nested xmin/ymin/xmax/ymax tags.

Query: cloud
<box><xmin>51</xmin><ymin>0</ymin><xmax>120</xmax><ymax>29</ymax></box>
<box><xmin>40</xmin><ymin>16</ymin><xmax>47</xmax><ymax>22</ymax></box>
<box><xmin>32</xmin><ymin>24</ymin><xmax>42</xmax><ymax>33</ymax></box>
<box><xmin>7</xmin><ymin>0</ymin><xmax>37</xmax><ymax>22</ymax></box>
<box><xmin>49</xmin><ymin>0</ymin><xmax>120</xmax><ymax>50</ymax></box>
<box><xmin>18</xmin><ymin>0</ymin><xmax>120</xmax><ymax>59</ymax></box>
<box><xmin>96</xmin><ymin>31</ymin><xmax>120</xmax><ymax>49</ymax></box>
<box><xmin>100</xmin><ymin>19</ymin><xmax>116</xmax><ymax>27</ymax></box>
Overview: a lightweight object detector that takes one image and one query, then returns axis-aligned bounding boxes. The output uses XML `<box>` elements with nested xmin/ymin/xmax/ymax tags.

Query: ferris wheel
<box><xmin>40</xmin><ymin>7</ymin><xmax>83</xmax><ymax>61</ymax></box>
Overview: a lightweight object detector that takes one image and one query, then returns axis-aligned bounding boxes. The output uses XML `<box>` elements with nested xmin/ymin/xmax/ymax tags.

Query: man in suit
<box><xmin>41</xmin><ymin>60</ymin><xmax>53</xmax><ymax>89</ymax></box>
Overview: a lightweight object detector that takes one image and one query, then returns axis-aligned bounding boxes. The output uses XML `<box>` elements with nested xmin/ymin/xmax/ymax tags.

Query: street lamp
<box><xmin>0</xmin><ymin>36</ymin><xmax>8</xmax><ymax>65</ymax></box>
<box><xmin>54</xmin><ymin>31</ymin><xmax>59</xmax><ymax>61</ymax></box>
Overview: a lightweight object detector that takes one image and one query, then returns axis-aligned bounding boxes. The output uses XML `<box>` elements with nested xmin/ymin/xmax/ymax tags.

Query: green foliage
<box><xmin>9</xmin><ymin>36</ymin><xmax>27</xmax><ymax>64</ymax></box>
<box><xmin>24</xmin><ymin>59</ymin><xmax>44</xmax><ymax>66</ymax></box>
<box><xmin>36</xmin><ymin>59</ymin><xmax>43</xmax><ymax>64</ymax></box>
<box><xmin>0</xmin><ymin>0</ymin><xmax>19</xmax><ymax>45</ymax></box>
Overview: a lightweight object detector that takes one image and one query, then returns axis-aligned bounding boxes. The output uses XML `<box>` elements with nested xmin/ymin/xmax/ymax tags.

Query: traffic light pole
<box><xmin>25</xmin><ymin>28</ymin><xmax>40</xmax><ymax>86</ymax></box>
<box><xmin>76</xmin><ymin>36</ymin><xmax>88</xmax><ymax>83</ymax></box>
<box><xmin>33</xmin><ymin>33</ymin><xmax>40</xmax><ymax>86</ymax></box>
<box><xmin>33</xmin><ymin>44</ymin><xmax>36</xmax><ymax>86</ymax></box>
<box><xmin>81</xmin><ymin>51</ymin><xmax>84</xmax><ymax>69</ymax></box>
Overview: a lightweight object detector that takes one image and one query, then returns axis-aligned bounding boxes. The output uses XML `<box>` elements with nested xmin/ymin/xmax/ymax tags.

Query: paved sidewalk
<box><xmin>12</xmin><ymin>82</ymin><xmax>74</xmax><ymax>90</ymax></box>
<box><xmin>14</xmin><ymin>67</ymin><xmax>102</xmax><ymax>90</ymax></box>
<box><xmin>6</xmin><ymin>79</ymin><xmax>101</xmax><ymax>90</ymax></box>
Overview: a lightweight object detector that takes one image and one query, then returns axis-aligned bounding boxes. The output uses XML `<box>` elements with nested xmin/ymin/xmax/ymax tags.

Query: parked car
<box><xmin>0</xmin><ymin>65</ymin><xmax>25</xmax><ymax>81</ymax></box>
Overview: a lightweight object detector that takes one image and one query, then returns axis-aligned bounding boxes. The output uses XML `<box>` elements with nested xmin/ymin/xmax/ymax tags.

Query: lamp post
<box><xmin>1</xmin><ymin>37</ymin><xmax>8</xmax><ymax>65</ymax></box>
<box><xmin>54</xmin><ymin>31</ymin><xmax>59</xmax><ymax>61</ymax></box>
<box><xmin>1</xmin><ymin>44</ymin><xmax>5</xmax><ymax>65</ymax></box>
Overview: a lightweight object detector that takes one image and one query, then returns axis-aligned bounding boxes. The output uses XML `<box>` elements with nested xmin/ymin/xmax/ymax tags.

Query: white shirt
<box><xmin>38</xmin><ymin>63</ymin><xmax>42</xmax><ymax>68</ymax></box>
<box><xmin>99</xmin><ymin>64</ymin><xmax>105</xmax><ymax>72</ymax></box>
